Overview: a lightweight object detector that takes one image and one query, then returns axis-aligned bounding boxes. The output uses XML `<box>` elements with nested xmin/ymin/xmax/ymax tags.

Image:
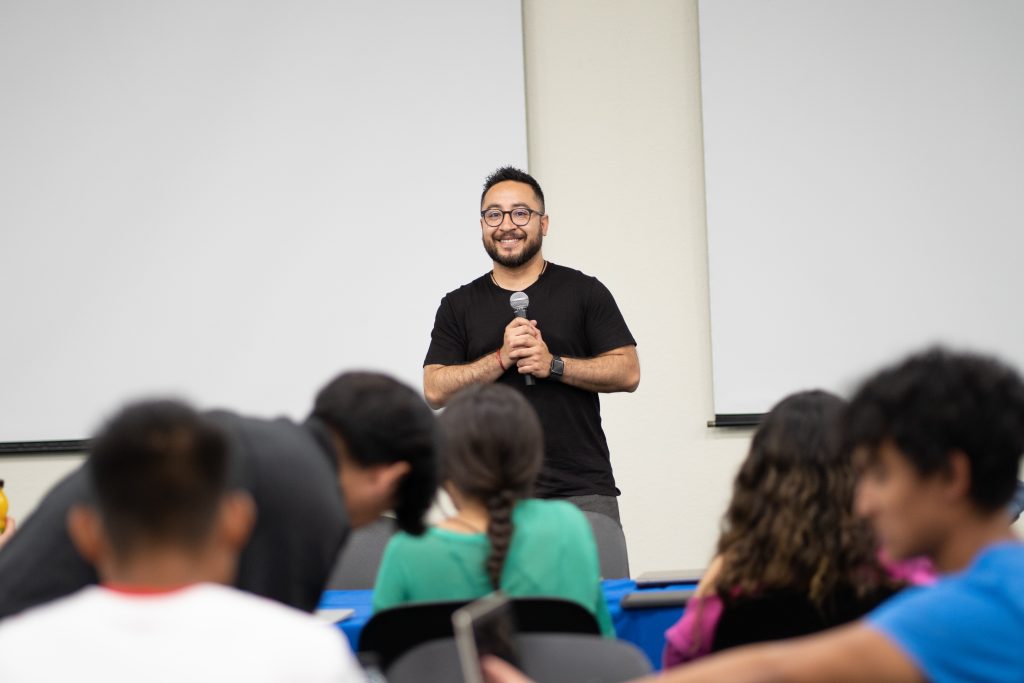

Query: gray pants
<box><xmin>562</xmin><ymin>494</ymin><xmax>621</xmax><ymax>527</ymax></box>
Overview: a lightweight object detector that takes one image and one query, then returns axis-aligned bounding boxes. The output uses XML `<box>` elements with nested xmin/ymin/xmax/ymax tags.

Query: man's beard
<box><xmin>483</xmin><ymin>230</ymin><xmax>543</xmax><ymax>268</ymax></box>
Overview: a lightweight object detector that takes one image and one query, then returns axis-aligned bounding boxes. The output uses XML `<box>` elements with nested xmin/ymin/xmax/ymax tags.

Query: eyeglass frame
<box><xmin>479</xmin><ymin>206</ymin><xmax>545</xmax><ymax>228</ymax></box>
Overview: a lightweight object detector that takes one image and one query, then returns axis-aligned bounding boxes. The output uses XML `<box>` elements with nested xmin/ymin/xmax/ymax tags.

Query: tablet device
<box><xmin>620</xmin><ymin>588</ymin><xmax>696</xmax><ymax>609</ymax></box>
<box><xmin>453</xmin><ymin>592</ymin><xmax>520</xmax><ymax>683</ymax></box>
<box><xmin>634</xmin><ymin>568</ymin><xmax>704</xmax><ymax>587</ymax></box>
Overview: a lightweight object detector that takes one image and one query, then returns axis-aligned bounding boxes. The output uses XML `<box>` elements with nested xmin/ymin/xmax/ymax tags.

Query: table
<box><xmin>318</xmin><ymin>579</ymin><xmax>693</xmax><ymax>671</ymax></box>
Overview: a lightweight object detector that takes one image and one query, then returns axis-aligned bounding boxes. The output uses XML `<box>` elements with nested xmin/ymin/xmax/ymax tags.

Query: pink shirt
<box><xmin>661</xmin><ymin>556</ymin><xmax>937</xmax><ymax>669</ymax></box>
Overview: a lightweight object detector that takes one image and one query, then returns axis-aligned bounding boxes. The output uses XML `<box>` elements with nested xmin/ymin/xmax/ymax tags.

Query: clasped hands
<box><xmin>498</xmin><ymin>317</ymin><xmax>553</xmax><ymax>379</ymax></box>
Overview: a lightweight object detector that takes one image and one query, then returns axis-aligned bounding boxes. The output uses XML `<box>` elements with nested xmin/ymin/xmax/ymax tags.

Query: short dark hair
<box><xmin>310</xmin><ymin>372</ymin><xmax>437</xmax><ymax>535</ymax></box>
<box><xmin>438</xmin><ymin>384</ymin><xmax>543</xmax><ymax>588</ymax></box>
<box><xmin>88</xmin><ymin>400</ymin><xmax>229</xmax><ymax>555</ymax></box>
<box><xmin>845</xmin><ymin>347</ymin><xmax>1024</xmax><ymax>511</ymax></box>
<box><xmin>481</xmin><ymin>166</ymin><xmax>545</xmax><ymax>212</ymax></box>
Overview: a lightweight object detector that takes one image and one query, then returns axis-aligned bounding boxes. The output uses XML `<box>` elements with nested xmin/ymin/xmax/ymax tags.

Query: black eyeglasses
<box><xmin>480</xmin><ymin>207</ymin><xmax>543</xmax><ymax>228</ymax></box>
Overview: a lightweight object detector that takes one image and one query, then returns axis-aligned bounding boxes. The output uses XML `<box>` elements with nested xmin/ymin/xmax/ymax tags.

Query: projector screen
<box><xmin>0</xmin><ymin>0</ymin><xmax>527</xmax><ymax>446</ymax></box>
<box><xmin>699</xmin><ymin>0</ymin><xmax>1024</xmax><ymax>419</ymax></box>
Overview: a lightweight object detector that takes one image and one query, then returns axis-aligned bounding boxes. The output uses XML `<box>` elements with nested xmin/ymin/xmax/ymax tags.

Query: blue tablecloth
<box><xmin>318</xmin><ymin>579</ymin><xmax>693</xmax><ymax>671</ymax></box>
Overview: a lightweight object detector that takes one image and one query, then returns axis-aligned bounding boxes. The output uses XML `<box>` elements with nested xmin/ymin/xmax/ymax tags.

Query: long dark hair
<box><xmin>716</xmin><ymin>390</ymin><xmax>886</xmax><ymax>610</ymax></box>
<box><xmin>438</xmin><ymin>384</ymin><xmax>543</xmax><ymax>588</ymax></box>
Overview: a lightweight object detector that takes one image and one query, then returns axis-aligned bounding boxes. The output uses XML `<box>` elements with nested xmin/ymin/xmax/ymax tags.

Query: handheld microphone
<box><xmin>509</xmin><ymin>291</ymin><xmax>535</xmax><ymax>386</ymax></box>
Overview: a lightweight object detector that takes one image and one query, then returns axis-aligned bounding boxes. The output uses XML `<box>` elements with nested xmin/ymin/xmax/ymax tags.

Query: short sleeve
<box><xmin>662</xmin><ymin>593</ymin><xmax>724</xmax><ymax>668</ymax></box>
<box><xmin>584</xmin><ymin>278</ymin><xmax>636</xmax><ymax>356</ymax></box>
<box><xmin>423</xmin><ymin>296</ymin><xmax>467</xmax><ymax>367</ymax></box>
<box><xmin>868</xmin><ymin>581</ymin><xmax>1023</xmax><ymax>683</ymax></box>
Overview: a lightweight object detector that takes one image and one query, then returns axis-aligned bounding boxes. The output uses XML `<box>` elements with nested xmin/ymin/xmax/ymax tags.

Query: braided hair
<box><xmin>438</xmin><ymin>384</ymin><xmax>543</xmax><ymax>589</ymax></box>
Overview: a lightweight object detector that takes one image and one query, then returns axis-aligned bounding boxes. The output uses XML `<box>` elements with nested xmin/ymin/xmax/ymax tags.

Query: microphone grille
<box><xmin>509</xmin><ymin>291</ymin><xmax>529</xmax><ymax>311</ymax></box>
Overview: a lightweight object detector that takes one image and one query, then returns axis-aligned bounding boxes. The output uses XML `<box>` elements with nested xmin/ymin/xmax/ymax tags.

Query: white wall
<box><xmin>0</xmin><ymin>455</ymin><xmax>83</xmax><ymax>524</ymax></box>
<box><xmin>1</xmin><ymin>1</ymin><xmax>750</xmax><ymax>576</ymax></box>
<box><xmin>7</xmin><ymin>1</ymin><xmax>1017</xmax><ymax>573</ymax></box>
<box><xmin>521</xmin><ymin>0</ymin><xmax>751</xmax><ymax>573</ymax></box>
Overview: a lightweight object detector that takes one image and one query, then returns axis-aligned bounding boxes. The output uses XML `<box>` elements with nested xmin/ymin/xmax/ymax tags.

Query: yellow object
<box><xmin>0</xmin><ymin>479</ymin><xmax>8</xmax><ymax>533</ymax></box>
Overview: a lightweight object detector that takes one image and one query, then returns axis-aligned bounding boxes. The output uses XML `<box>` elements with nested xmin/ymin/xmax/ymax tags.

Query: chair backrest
<box><xmin>711</xmin><ymin>585</ymin><xmax>898</xmax><ymax>653</ymax></box>
<box><xmin>508</xmin><ymin>597</ymin><xmax>601</xmax><ymax>636</ymax></box>
<box><xmin>359</xmin><ymin>597</ymin><xmax>601</xmax><ymax>671</ymax></box>
<box><xmin>386</xmin><ymin>633</ymin><xmax>651</xmax><ymax>683</ymax></box>
<box><xmin>583</xmin><ymin>510</ymin><xmax>630</xmax><ymax>579</ymax></box>
<box><xmin>324</xmin><ymin>516</ymin><xmax>396</xmax><ymax>590</ymax></box>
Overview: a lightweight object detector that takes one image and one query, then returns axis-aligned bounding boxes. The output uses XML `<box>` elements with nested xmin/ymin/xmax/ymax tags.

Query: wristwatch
<box><xmin>549</xmin><ymin>354</ymin><xmax>564</xmax><ymax>380</ymax></box>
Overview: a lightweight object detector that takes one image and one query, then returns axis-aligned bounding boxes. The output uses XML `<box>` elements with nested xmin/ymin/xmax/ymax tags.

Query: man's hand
<box><xmin>506</xmin><ymin>318</ymin><xmax>552</xmax><ymax>379</ymax></box>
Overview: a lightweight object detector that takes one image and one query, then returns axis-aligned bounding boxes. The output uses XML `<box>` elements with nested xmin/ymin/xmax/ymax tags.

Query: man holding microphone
<box><xmin>423</xmin><ymin>166</ymin><xmax>639</xmax><ymax>525</ymax></box>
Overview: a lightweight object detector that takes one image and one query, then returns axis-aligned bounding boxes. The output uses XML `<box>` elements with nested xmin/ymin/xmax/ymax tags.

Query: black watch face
<box><xmin>551</xmin><ymin>357</ymin><xmax>564</xmax><ymax>375</ymax></box>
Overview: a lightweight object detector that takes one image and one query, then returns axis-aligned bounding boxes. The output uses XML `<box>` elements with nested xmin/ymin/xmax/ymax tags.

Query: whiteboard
<box><xmin>0</xmin><ymin>0</ymin><xmax>527</xmax><ymax>444</ymax></box>
<box><xmin>699</xmin><ymin>0</ymin><xmax>1024</xmax><ymax>417</ymax></box>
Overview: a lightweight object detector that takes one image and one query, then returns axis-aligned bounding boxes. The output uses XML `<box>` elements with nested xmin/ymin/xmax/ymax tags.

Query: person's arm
<box><xmin>423</xmin><ymin>356</ymin><xmax>503</xmax><ymax>409</ymax></box>
<box><xmin>649</xmin><ymin>623</ymin><xmax>922</xmax><ymax>683</ymax></box>
<box><xmin>510</xmin><ymin>325</ymin><xmax>640</xmax><ymax>393</ymax></box>
<box><xmin>484</xmin><ymin>623</ymin><xmax>922</xmax><ymax>683</ymax></box>
<box><xmin>423</xmin><ymin>318</ymin><xmax>538</xmax><ymax>408</ymax></box>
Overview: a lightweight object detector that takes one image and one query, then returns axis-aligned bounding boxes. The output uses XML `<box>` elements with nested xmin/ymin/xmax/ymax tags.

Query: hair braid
<box><xmin>484</xmin><ymin>490</ymin><xmax>517</xmax><ymax>589</ymax></box>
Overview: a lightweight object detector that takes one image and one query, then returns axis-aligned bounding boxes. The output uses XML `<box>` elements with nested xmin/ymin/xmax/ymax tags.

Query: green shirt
<box><xmin>372</xmin><ymin>499</ymin><xmax>615</xmax><ymax>636</ymax></box>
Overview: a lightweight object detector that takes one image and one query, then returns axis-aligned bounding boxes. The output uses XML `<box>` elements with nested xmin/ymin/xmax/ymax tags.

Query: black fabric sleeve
<box><xmin>584</xmin><ymin>277</ymin><xmax>637</xmax><ymax>356</ymax></box>
<box><xmin>423</xmin><ymin>296</ymin><xmax>467</xmax><ymax>367</ymax></box>
<box><xmin>0</xmin><ymin>465</ymin><xmax>98</xmax><ymax>619</ymax></box>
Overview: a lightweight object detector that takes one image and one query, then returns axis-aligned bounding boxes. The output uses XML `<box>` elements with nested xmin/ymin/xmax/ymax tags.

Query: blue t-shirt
<box><xmin>868</xmin><ymin>542</ymin><xmax>1024</xmax><ymax>683</ymax></box>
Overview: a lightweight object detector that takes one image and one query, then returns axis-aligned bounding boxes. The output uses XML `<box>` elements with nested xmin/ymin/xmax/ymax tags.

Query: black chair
<box><xmin>387</xmin><ymin>633</ymin><xmax>651</xmax><ymax>683</ymax></box>
<box><xmin>324</xmin><ymin>516</ymin><xmax>396</xmax><ymax>589</ymax></box>
<box><xmin>359</xmin><ymin>597</ymin><xmax>601</xmax><ymax>671</ymax></box>
<box><xmin>711</xmin><ymin>585</ymin><xmax>898</xmax><ymax>653</ymax></box>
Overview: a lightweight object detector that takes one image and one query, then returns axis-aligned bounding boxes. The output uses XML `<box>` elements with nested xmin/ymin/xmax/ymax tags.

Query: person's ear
<box><xmin>540</xmin><ymin>213</ymin><xmax>549</xmax><ymax>237</ymax></box>
<box><xmin>943</xmin><ymin>450</ymin><xmax>972</xmax><ymax>503</ymax></box>
<box><xmin>216</xmin><ymin>491</ymin><xmax>256</xmax><ymax>553</ymax></box>
<box><xmin>373</xmin><ymin>461</ymin><xmax>411</xmax><ymax>499</ymax></box>
<box><xmin>66</xmin><ymin>505</ymin><xmax>107</xmax><ymax>565</ymax></box>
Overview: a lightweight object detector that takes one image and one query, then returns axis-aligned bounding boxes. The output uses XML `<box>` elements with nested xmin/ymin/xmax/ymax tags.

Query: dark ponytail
<box><xmin>438</xmin><ymin>384</ymin><xmax>544</xmax><ymax>591</ymax></box>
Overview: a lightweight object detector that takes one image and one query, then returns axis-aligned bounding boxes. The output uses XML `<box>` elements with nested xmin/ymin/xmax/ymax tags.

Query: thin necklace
<box><xmin>491</xmin><ymin>260</ymin><xmax>547</xmax><ymax>288</ymax></box>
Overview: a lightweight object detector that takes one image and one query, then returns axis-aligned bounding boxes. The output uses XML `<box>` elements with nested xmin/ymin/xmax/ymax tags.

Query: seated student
<box><xmin>0</xmin><ymin>371</ymin><xmax>436</xmax><ymax>619</ymax></box>
<box><xmin>663</xmin><ymin>391</ymin><xmax>912</xmax><ymax>668</ymax></box>
<box><xmin>0</xmin><ymin>400</ymin><xmax>364</xmax><ymax>681</ymax></box>
<box><xmin>484</xmin><ymin>348</ymin><xmax>1024</xmax><ymax>683</ymax></box>
<box><xmin>372</xmin><ymin>383</ymin><xmax>614</xmax><ymax>636</ymax></box>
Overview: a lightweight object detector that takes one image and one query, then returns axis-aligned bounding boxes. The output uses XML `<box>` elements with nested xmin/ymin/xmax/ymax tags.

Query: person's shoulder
<box><xmin>869</xmin><ymin>544</ymin><xmax>1024</xmax><ymax>628</ymax></box>
<box><xmin>545</xmin><ymin>262</ymin><xmax>595</xmax><ymax>282</ymax></box>
<box><xmin>196</xmin><ymin>584</ymin><xmax>334</xmax><ymax>633</ymax></box>
<box><xmin>975</xmin><ymin>540</ymin><xmax>1024</xmax><ymax>569</ymax></box>
<box><xmin>960</xmin><ymin>541</ymin><xmax>1024</xmax><ymax>597</ymax></box>
<box><xmin>543</xmin><ymin>263</ymin><xmax>613</xmax><ymax>295</ymax></box>
<box><xmin>517</xmin><ymin>498</ymin><xmax>588</xmax><ymax>527</ymax></box>
<box><xmin>196</xmin><ymin>585</ymin><xmax>356</xmax><ymax>670</ymax></box>
<box><xmin>442</xmin><ymin>272</ymin><xmax>492</xmax><ymax>301</ymax></box>
<box><xmin>385</xmin><ymin>527</ymin><xmax>449</xmax><ymax>553</ymax></box>
<box><xmin>0</xmin><ymin>586</ymin><xmax>98</xmax><ymax>640</ymax></box>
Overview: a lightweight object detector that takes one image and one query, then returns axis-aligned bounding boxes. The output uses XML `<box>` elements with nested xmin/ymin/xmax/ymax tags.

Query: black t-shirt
<box><xmin>424</xmin><ymin>262</ymin><xmax>636</xmax><ymax>497</ymax></box>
